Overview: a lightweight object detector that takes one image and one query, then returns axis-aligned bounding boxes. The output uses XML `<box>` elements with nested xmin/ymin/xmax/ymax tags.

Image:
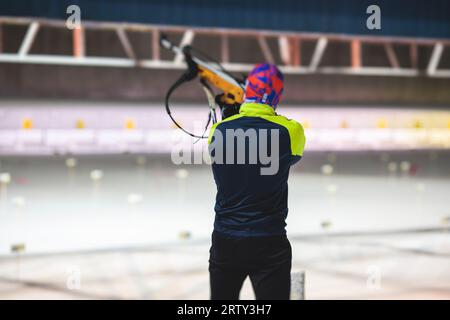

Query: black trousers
<box><xmin>209</xmin><ymin>231</ymin><xmax>292</xmax><ymax>300</ymax></box>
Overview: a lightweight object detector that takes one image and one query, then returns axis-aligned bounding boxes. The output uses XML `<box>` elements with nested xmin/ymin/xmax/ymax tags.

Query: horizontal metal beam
<box><xmin>0</xmin><ymin>53</ymin><xmax>439</xmax><ymax>77</ymax></box>
<box><xmin>431</xmin><ymin>70</ymin><xmax>450</xmax><ymax>78</ymax></box>
<box><xmin>315</xmin><ymin>66</ymin><xmax>419</xmax><ymax>76</ymax></box>
<box><xmin>0</xmin><ymin>54</ymin><xmax>141</xmax><ymax>67</ymax></box>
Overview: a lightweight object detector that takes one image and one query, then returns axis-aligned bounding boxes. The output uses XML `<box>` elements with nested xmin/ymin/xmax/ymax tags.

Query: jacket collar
<box><xmin>239</xmin><ymin>103</ymin><xmax>276</xmax><ymax>116</ymax></box>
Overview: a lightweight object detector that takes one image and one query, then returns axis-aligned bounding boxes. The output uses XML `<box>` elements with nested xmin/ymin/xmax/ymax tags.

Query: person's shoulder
<box><xmin>273</xmin><ymin>113</ymin><xmax>304</xmax><ymax>135</ymax></box>
<box><xmin>272</xmin><ymin>113</ymin><xmax>306</xmax><ymax>156</ymax></box>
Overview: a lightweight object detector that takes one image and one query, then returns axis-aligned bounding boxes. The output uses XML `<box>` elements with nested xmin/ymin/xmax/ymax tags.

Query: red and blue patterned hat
<box><xmin>244</xmin><ymin>63</ymin><xmax>284</xmax><ymax>108</ymax></box>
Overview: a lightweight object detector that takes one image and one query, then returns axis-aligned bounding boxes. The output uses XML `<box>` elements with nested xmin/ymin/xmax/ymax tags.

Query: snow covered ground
<box><xmin>0</xmin><ymin>151</ymin><xmax>449</xmax><ymax>299</ymax></box>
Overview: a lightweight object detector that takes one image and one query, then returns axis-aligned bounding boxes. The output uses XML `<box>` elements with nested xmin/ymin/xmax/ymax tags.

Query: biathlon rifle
<box><xmin>160</xmin><ymin>35</ymin><xmax>245</xmax><ymax>139</ymax></box>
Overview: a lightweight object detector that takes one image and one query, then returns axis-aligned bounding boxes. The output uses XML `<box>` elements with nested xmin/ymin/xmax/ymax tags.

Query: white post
<box><xmin>90</xmin><ymin>169</ymin><xmax>104</xmax><ymax>201</ymax></box>
<box><xmin>0</xmin><ymin>172</ymin><xmax>11</xmax><ymax>212</ymax></box>
<box><xmin>291</xmin><ymin>270</ymin><xmax>305</xmax><ymax>300</ymax></box>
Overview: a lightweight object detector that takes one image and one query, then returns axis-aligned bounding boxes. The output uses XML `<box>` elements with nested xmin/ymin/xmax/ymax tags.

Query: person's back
<box><xmin>209</xmin><ymin>103</ymin><xmax>304</xmax><ymax>237</ymax></box>
<box><xmin>208</xmin><ymin>64</ymin><xmax>306</xmax><ymax>300</ymax></box>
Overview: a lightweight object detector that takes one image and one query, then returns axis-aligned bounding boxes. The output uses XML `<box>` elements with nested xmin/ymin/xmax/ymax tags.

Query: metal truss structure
<box><xmin>0</xmin><ymin>16</ymin><xmax>450</xmax><ymax>78</ymax></box>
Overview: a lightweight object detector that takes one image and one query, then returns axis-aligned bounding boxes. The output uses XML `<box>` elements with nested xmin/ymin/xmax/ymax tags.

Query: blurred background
<box><xmin>0</xmin><ymin>0</ymin><xmax>449</xmax><ymax>299</ymax></box>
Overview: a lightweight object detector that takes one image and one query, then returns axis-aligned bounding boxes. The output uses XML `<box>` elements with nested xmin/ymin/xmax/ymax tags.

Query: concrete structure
<box><xmin>1</xmin><ymin>17</ymin><xmax>450</xmax><ymax>104</ymax></box>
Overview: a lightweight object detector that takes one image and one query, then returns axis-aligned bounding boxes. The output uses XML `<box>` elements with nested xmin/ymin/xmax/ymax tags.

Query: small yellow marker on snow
<box><xmin>76</xmin><ymin>119</ymin><xmax>85</xmax><ymax>129</ymax></box>
<box><xmin>376</xmin><ymin>118</ymin><xmax>387</xmax><ymax>129</ymax></box>
<box><xmin>22</xmin><ymin>118</ymin><xmax>33</xmax><ymax>130</ymax></box>
<box><xmin>413</xmin><ymin>119</ymin><xmax>423</xmax><ymax>129</ymax></box>
<box><xmin>125</xmin><ymin>118</ymin><xmax>135</xmax><ymax>130</ymax></box>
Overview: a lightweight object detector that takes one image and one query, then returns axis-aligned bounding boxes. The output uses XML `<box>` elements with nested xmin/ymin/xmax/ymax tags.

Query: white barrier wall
<box><xmin>0</xmin><ymin>101</ymin><xmax>449</xmax><ymax>154</ymax></box>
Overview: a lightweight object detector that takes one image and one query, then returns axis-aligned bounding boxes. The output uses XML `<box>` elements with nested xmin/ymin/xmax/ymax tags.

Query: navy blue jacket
<box><xmin>208</xmin><ymin>103</ymin><xmax>306</xmax><ymax>237</ymax></box>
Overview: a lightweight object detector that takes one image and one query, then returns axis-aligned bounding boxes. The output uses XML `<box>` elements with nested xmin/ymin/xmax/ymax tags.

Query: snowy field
<box><xmin>0</xmin><ymin>151</ymin><xmax>449</xmax><ymax>299</ymax></box>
